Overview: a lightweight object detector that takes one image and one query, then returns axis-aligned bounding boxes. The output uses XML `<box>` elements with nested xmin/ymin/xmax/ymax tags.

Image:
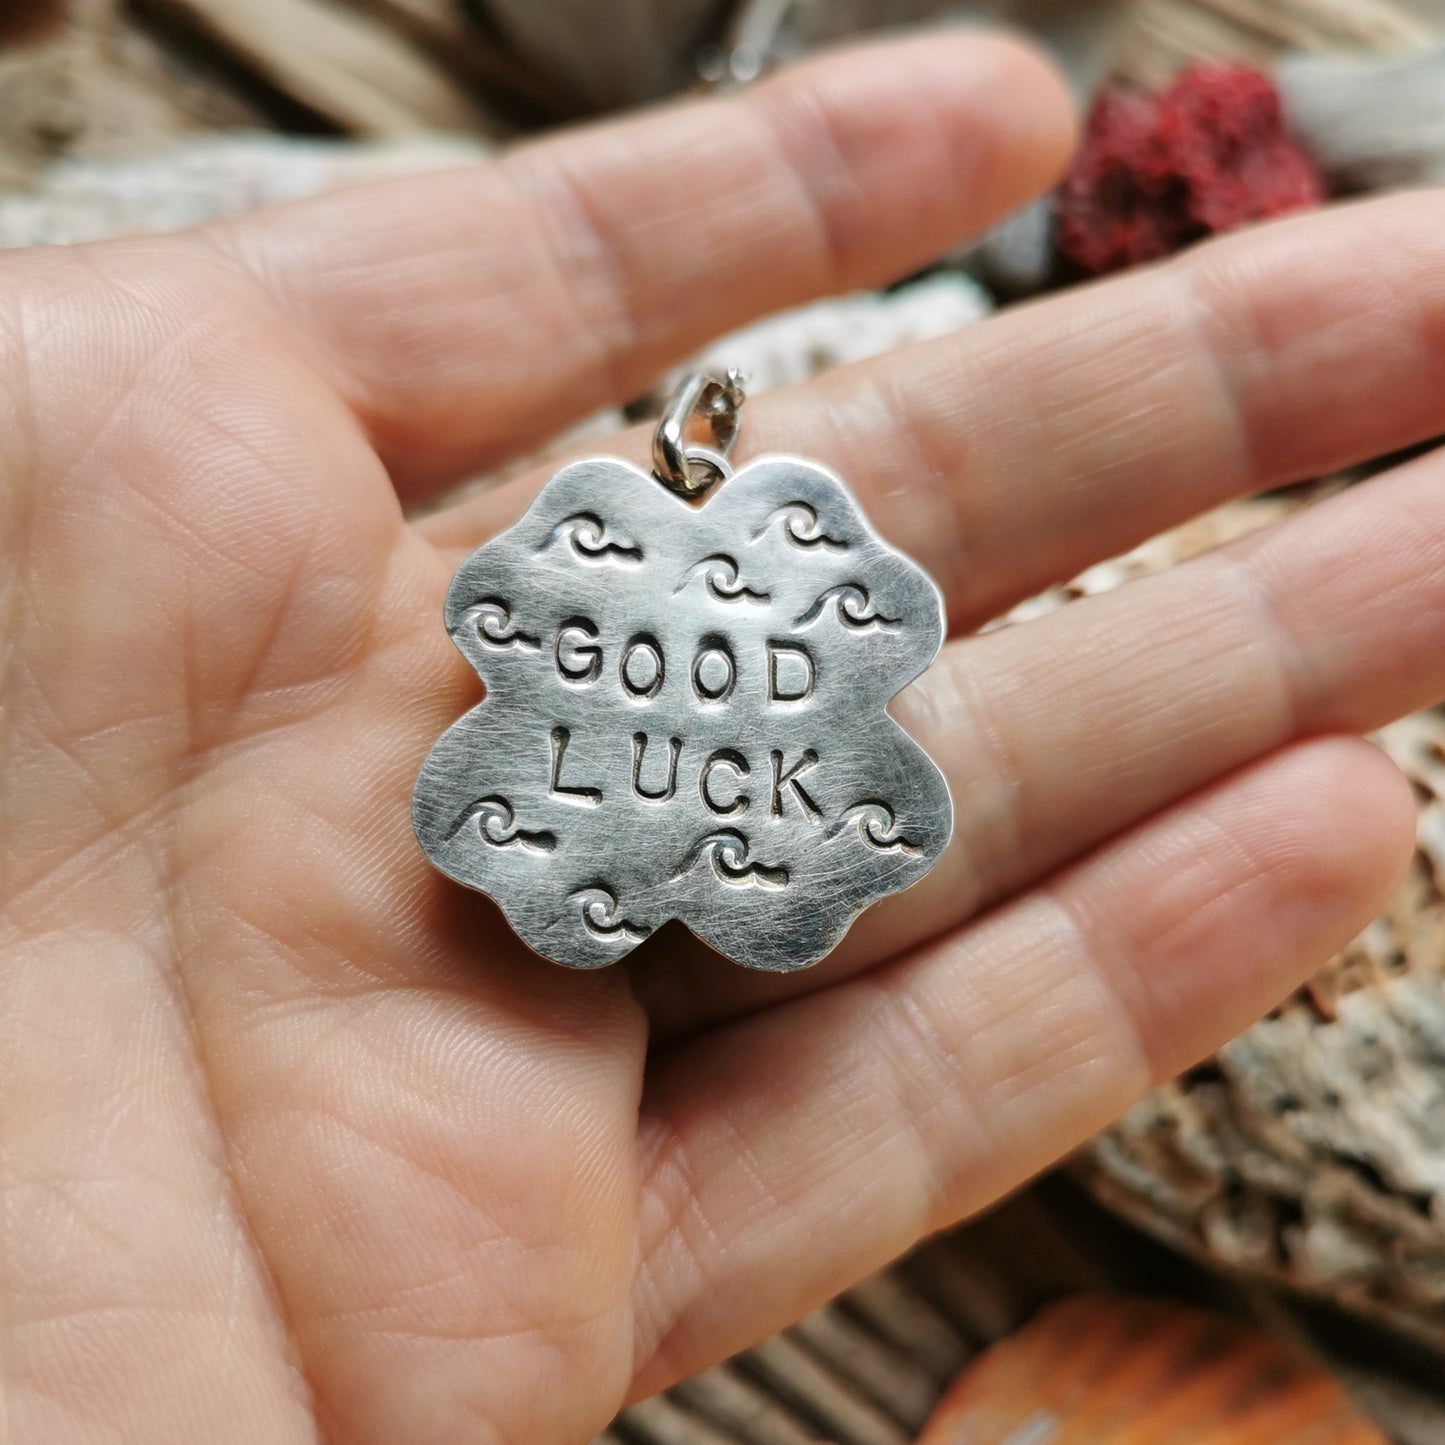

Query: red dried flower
<box><xmin>1055</xmin><ymin>64</ymin><xmax>1323</xmax><ymax>275</ymax></box>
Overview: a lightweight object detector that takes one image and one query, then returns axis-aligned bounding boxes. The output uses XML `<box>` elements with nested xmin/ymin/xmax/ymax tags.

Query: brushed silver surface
<box><xmin>412</xmin><ymin>452</ymin><xmax>953</xmax><ymax>971</ymax></box>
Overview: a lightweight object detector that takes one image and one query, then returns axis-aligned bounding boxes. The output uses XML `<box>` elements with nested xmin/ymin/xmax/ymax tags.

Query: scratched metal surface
<box><xmin>412</xmin><ymin>453</ymin><xmax>952</xmax><ymax>971</ymax></box>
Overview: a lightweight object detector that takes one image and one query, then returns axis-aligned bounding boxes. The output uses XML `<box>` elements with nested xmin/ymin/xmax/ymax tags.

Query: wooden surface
<box><xmin>0</xmin><ymin>0</ymin><xmax>542</xmax><ymax>190</ymax></box>
<box><xmin>3</xmin><ymin>0</ymin><xmax>1436</xmax><ymax>194</ymax></box>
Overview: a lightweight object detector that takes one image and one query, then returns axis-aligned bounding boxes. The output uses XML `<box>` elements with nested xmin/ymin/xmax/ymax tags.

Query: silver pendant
<box><xmin>412</xmin><ymin>371</ymin><xmax>953</xmax><ymax>971</ymax></box>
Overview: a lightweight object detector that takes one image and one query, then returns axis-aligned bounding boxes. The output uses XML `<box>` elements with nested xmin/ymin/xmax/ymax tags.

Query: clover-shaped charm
<box><xmin>413</xmin><ymin>387</ymin><xmax>953</xmax><ymax>972</ymax></box>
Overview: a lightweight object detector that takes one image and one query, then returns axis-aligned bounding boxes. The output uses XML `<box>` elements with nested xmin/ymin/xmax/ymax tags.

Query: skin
<box><xmin>1</xmin><ymin>28</ymin><xmax>1441</xmax><ymax>1445</ymax></box>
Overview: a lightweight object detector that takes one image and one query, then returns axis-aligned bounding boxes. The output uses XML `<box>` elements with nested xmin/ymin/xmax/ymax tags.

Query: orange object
<box><xmin>915</xmin><ymin>1296</ymin><xmax>1386</xmax><ymax>1444</ymax></box>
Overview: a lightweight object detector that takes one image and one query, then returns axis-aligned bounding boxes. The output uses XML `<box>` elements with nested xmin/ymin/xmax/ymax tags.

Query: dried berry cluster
<box><xmin>1056</xmin><ymin>65</ymin><xmax>1324</xmax><ymax>275</ymax></box>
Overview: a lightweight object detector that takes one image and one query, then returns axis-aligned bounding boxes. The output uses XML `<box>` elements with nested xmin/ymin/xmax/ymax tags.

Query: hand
<box><xmin>2</xmin><ymin>32</ymin><xmax>1438</xmax><ymax>1444</ymax></box>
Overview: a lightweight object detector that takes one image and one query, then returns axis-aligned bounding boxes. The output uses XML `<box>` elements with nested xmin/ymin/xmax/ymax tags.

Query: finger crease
<box><xmin>158</xmin><ymin>788</ymin><xmax>324</xmax><ymax>1435</ymax></box>
<box><xmin>1035</xmin><ymin>888</ymin><xmax>1156</xmax><ymax>1092</ymax></box>
<box><xmin>865</xmin><ymin>976</ymin><xmax>994</xmax><ymax>1231</ymax></box>
<box><xmin>1214</xmin><ymin>548</ymin><xmax>1309</xmax><ymax>743</ymax></box>
<box><xmin>742</xmin><ymin>95</ymin><xmax>853</xmax><ymax>295</ymax></box>
<box><xmin>1176</xmin><ymin>254</ymin><xmax>1266</xmax><ymax>491</ymax></box>
<box><xmin>496</xmin><ymin>153</ymin><xmax>637</xmax><ymax>409</ymax></box>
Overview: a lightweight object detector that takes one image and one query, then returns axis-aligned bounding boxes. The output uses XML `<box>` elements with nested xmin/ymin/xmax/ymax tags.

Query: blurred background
<box><xmin>7</xmin><ymin>2</ymin><xmax>1445</xmax><ymax>1442</ymax></box>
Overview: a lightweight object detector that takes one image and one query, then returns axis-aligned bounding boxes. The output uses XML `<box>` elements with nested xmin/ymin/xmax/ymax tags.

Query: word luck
<box><xmin>548</xmin><ymin>727</ymin><xmax>822</xmax><ymax>822</ymax></box>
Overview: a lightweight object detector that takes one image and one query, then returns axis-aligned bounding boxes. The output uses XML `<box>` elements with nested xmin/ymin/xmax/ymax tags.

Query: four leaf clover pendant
<box><xmin>412</xmin><ymin>370</ymin><xmax>954</xmax><ymax>971</ymax></box>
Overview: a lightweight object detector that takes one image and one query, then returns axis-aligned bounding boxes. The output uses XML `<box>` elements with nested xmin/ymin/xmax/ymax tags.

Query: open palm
<box><xmin>4</xmin><ymin>33</ymin><xmax>1443</xmax><ymax>1445</ymax></box>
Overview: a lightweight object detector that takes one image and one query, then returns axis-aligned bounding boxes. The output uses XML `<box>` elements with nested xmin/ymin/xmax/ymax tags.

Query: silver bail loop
<box><xmin>652</xmin><ymin>368</ymin><xmax>746</xmax><ymax>498</ymax></box>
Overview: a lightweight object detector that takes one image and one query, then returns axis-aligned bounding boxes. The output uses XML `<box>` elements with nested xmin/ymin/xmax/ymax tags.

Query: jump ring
<box><xmin>653</xmin><ymin>369</ymin><xmax>746</xmax><ymax>497</ymax></box>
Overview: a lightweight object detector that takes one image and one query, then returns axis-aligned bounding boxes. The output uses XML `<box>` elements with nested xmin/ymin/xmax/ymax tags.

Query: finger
<box><xmin>426</xmin><ymin>188</ymin><xmax>1445</xmax><ymax>626</ymax></box>
<box><xmin>629</xmin><ymin>737</ymin><xmax>1414</xmax><ymax>1397</ymax></box>
<box><xmin>634</xmin><ymin>444</ymin><xmax>1445</xmax><ymax>1035</ymax></box>
<box><xmin>213</xmin><ymin>32</ymin><xmax>1074</xmax><ymax>497</ymax></box>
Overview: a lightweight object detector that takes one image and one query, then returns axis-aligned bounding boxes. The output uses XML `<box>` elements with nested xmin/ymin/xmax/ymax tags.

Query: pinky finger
<box><xmin>629</xmin><ymin>737</ymin><xmax>1415</xmax><ymax>1398</ymax></box>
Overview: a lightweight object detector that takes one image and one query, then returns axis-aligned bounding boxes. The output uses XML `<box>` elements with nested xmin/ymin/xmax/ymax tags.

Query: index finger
<box><xmin>214</xmin><ymin>31</ymin><xmax>1075</xmax><ymax>498</ymax></box>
